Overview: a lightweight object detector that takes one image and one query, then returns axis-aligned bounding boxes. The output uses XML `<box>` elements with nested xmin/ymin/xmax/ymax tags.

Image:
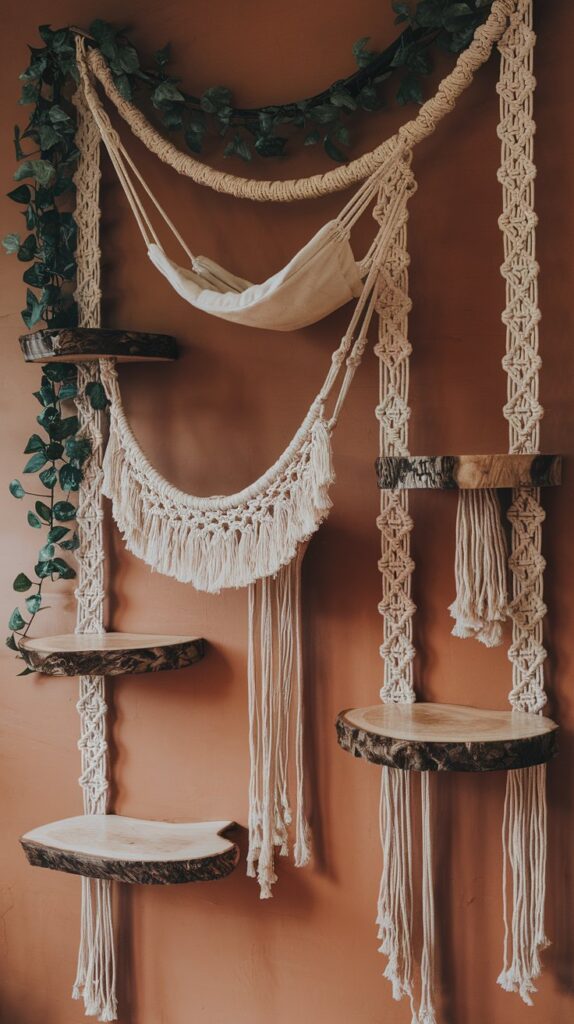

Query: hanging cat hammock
<box><xmin>20</xmin><ymin>3</ymin><xmax>560</xmax><ymax>1021</ymax></box>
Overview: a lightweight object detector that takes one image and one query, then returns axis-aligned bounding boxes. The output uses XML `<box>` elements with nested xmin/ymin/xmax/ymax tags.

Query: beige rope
<box><xmin>497</xmin><ymin>0</ymin><xmax>549</xmax><ymax>1007</ymax></box>
<box><xmin>72</xmin><ymin>68</ymin><xmax>117</xmax><ymax>1022</ymax></box>
<box><xmin>83</xmin><ymin>0</ymin><xmax>514</xmax><ymax>203</ymax></box>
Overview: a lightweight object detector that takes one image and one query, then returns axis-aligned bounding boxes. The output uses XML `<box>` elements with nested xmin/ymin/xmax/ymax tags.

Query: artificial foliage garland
<box><xmin>4</xmin><ymin>0</ymin><xmax>494</xmax><ymax>662</ymax></box>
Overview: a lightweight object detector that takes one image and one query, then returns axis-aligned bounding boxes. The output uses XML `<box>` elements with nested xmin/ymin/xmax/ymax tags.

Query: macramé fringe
<box><xmin>449</xmin><ymin>488</ymin><xmax>509</xmax><ymax>647</ymax></box>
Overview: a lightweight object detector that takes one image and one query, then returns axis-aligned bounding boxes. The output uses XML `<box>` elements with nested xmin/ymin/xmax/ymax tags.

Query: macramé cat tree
<box><xmin>15</xmin><ymin>3</ymin><xmax>561</xmax><ymax>1023</ymax></box>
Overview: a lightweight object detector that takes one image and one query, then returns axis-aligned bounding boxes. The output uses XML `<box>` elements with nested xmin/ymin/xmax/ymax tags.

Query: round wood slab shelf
<box><xmin>19</xmin><ymin>327</ymin><xmax>178</xmax><ymax>363</ymax></box>
<box><xmin>376</xmin><ymin>453</ymin><xmax>562</xmax><ymax>490</ymax></box>
<box><xmin>18</xmin><ymin>632</ymin><xmax>205</xmax><ymax>676</ymax></box>
<box><xmin>336</xmin><ymin>702</ymin><xmax>558</xmax><ymax>772</ymax></box>
<box><xmin>21</xmin><ymin>815</ymin><xmax>239</xmax><ymax>884</ymax></box>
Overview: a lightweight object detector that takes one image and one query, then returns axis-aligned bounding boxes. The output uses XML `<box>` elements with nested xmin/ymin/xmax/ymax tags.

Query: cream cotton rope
<box><xmin>71</xmin><ymin>69</ymin><xmax>117</xmax><ymax>1021</ymax></box>
<box><xmin>497</xmin><ymin>0</ymin><xmax>550</xmax><ymax>1004</ymax></box>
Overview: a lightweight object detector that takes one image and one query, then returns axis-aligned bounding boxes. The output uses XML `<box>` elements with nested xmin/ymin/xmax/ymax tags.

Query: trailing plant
<box><xmin>4</xmin><ymin>1</ymin><xmax>494</xmax><ymax>665</ymax></box>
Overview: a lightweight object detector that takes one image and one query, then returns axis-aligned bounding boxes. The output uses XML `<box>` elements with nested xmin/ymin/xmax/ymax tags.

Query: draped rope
<box><xmin>71</xmin><ymin>62</ymin><xmax>117</xmax><ymax>1022</ymax></box>
<box><xmin>449</xmin><ymin>488</ymin><xmax>509</xmax><ymax>647</ymax></box>
<box><xmin>497</xmin><ymin>0</ymin><xmax>549</xmax><ymax>1003</ymax></box>
<box><xmin>80</xmin><ymin>0</ymin><xmax>514</xmax><ymax>203</ymax></box>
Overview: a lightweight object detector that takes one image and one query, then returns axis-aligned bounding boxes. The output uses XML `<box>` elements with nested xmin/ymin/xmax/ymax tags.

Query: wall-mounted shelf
<box><xmin>18</xmin><ymin>632</ymin><xmax>205</xmax><ymax>676</ymax></box>
<box><xmin>19</xmin><ymin>327</ymin><xmax>178</xmax><ymax>363</ymax></box>
<box><xmin>21</xmin><ymin>815</ymin><xmax>239</xmax><ymax>884</ymax></box>
<box><xmin>376</xmin><ymin>453</ymin><xmax>562</xmax><ymax>490</ymax></box>
<box><xmin>336</xmin><ymin>702</ymin><xmax>558</xmax><ymax>772</ymax></box>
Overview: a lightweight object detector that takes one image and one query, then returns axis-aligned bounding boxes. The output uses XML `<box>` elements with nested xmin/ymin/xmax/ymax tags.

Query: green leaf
<box><xmin>36</xmin><ymin>405</ymin><xmax>60</xmax><ymax>433</ymax></box>
<box><xmin>2</xmin><ymin>233</ymin><xmax>21</xmax><ymax>254</ymax></box>
<box><xmin>23</xmin><ymin>451</ymin><xmax>48</xmax><ymax>474</ymax></box>
<box><xmin>9</xmin><ymin>479</ymin><xmax>25</xmax><ymax>499</ymax></box>
<box><xmin>39</xmin><ymin>543</ymin><xmax>55</xmax><ymax>561</ymax></box>
<box><xmin>22</xmin><ymin>288</ymin><xmax>46</xmax><ymax>329</ymax></box>
<box><xmin>59</xmin><ymin>464</ymin><xmax>83</xmax><ymax>491</ymax></box>
<box><xmin>223</xmin><ymin>134</ymin><xmax>252</xmax><ymax>162</ymax></box>
<box><xmin>34</xmin><ymin>559</ymin><xmax>55</xmax><ymax>579</ymax></box>
<box><xmin>254</xmin><ymin>135</ymin><xmax>287</xmax><ymax>158</ymax></box>
<box><xmin>6</xmin><ymin>634</ymin><xmax>18</xmax><ymax>651</ymax></box>
<box><xmin>154</xmin><ymin>43</ymin><xmax>171</xmax><ymax>67</ymax></box>
<box><xmin>52</xmin><ymin>557</ymin><xmax>76</xmax><ymax>580</ymax></box>
<box><xmin>310</xmin><ymin>103</ymin><xmax>339</xmax><ymax>125</ymax></box>
<box><xmin>59</xmin><ymin>532</ymin><xmax>79</xmax><ymax>552</ymax></box>
<box><xmin>13</xmin><ymin>573</ymin><xmax>32</xmax><ymax>592</ymax></box>
<box><xmin>185</xmin><ymin>121</ymin><xmax>206</xmax><ymax>154</ymax></box>
<box><xmin>23</xmin><ymin>263</ymin><xmax>50</xmax><ymax>288</ymax></box>
<box><xmin>14</xmin><ymin>159</ymin><xmax>56</xmax><ymax>186</ymax></box>
<box><xmin>324</xmin><ymin>136</ymin><xmax>347</xmax><ymax>162</ymax></box>
<box><xmin>35</xmin><ymin>500</ymin><xmax>52</xmax><ymax>523</ymax></box>
<box><xmin>6</xmin><ymin>184</ymin><xmax>31</xmax><ymax>204</ymax></box>
<box><xmin>85</xmin><ymin>381</ymin><xmax>109</xmax><ymax>410</ymax></box>
<box><xmin>152</xmin><ymin>80</ymin><xmax>185</xmax><ymax>106</ymax></box>
<box><xmin>43</xmin><ymin>362</ymin><xmax>75</xmax><ymax>382</ymax></box>
<box><xmin>358</xmin><ymin>85</ymin><xmax>381</xmax><ymax>111</ymax></box>
<box><xmin>39</xmin><ymin>466</ymin><xmax>57</xmax><ymax>488</ymax></box>
<box><xmin>352</xmin><ymin>36</ymin><xmax>379</xmax><ymax>69</ymax></box>
<box><xmin>52</xmin><ymin>415</ymin><xmax>78</xmax><ymax>440</ymax></box>
<box><xmin>33</xmin><ymin>383</ymin><xmax>56</xmax><ymax>407</ymax></box>
<box><xmin>17</xmin><ymin>666</ymin><xmax>35</xmax><ymax>676</ymax></box>
<box><xmin>13</xmin><ymin>125</ymin><xmax>24</xmax><ymax>161</ymax></box>
<box><xmin>396</xmin><ymin>71</ymin><xmax>424</xmax><ymax>106</ymax></box>
<box><xmin>25</xmin><ymin>594</ymin><xmax>42</xmax><ymax>614</ymax></box>
<box><xmin>44</xmin><ymin>442</ymin><xmax>64</xmax><ymax>460</ymax></box>
<box><xmin>304</xmin><ymin>130</ymin><xmax>321</xmax><ymax>146</ymax></box>
<box><xmin>329</xmin><ymin>89</ymin><xmax>357</xmax><ymax>111</ymax></box>
<box><xmin>200</xmin><ymin>85</ymin><xmax>233</xmax><ymax>114</ymax></box>
<box><xmin>53</xmin><ymin>500</ymin><xmax>76</xmax><ymax>521</ymax></box>
<box><xmin>17</xmin><ymin>235</ymin><xmax>37</xmax><ymax>262</ymax></box>
<box><xmin>58</xmin><ymin>381</ymin><xmax>78</xmax><ymax>401</ymax></box>
<box><xmin>65</xmin><ymin>437</ymin><xmax>91</xmax><ymax>465</ymax></box>
<box><xmin>24</xmin><ymin>434</ymin><xmax>46</xmax><ymax>454</ymax></box>
<box><xmin>47</xmin><ymin>526</ymin><xmax>69</xmax><ymax>543</ymax></box>
<box><xmin>9</xmin><ymin>608</ymin><xmax>26</xmax><ymax>631</ymax></box>
<box><xmin>27</xmin><ymin>512</ymin><xmax>42</xmax><ymax>529</ymax></box>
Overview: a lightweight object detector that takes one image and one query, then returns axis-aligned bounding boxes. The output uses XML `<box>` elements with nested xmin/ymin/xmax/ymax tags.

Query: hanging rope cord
<box><xmin>78</xmin><ymin>0</ymin><xmax>514</xmax><ymax>204</ymax></box>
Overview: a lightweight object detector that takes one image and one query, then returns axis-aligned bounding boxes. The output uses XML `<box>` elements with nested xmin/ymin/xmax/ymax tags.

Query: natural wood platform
<box><xmin>376</xmin><ymin>454</ymin><xmax>562</xmax><ymax>490</ymax></box>
<box><xmin>18</xmin><ymin>632</ymin><xmax>205</xmax><ymax>676</ymax></box>
<box><xmin>21</xmin><ymin>815</ymin><xmax>239</xmax><ymax>884</ymax></box>
<box><xmin>19</xmin><ymin>328</ymin><xmax>178</xmax><ymax>363</ymax></box>
<box><xmin>336</xmin><ymin>703</ymin><xmax>558</xmax><ymax>772</ymax></box>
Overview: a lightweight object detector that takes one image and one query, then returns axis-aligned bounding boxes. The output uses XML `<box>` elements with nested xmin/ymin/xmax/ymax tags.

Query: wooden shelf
<box><xmin>376</xmin><ymin>453</ymin><xmax>562</xmax><ymax>490</ymax></box>
<box><xmin>336</xmin><ymin>702</ymin><xmax>558</xmax><ymax>772</ymax></box>
<box><xmin>19</xmin><ymin>328</ymin><xmax>178</xmax><ymax>363</ymax></box>
<box><xmin>18</xmin><ymin>632</ymin><xmax>205</xmax><ymax>677</ymax></box>
<box><xmin>21</xmin><ymin>815</ymin><xmax>239</xmax><ymax>884</ymax></box>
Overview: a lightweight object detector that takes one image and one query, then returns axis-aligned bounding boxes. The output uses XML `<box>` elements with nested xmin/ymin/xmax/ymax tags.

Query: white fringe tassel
<box><xmin>247</xmin><ymin>551</ymin><xmax>311</xmax><ymax>898</ymax></box>
<box><xmin>102</xmin><ymin>370</ymin><xmax>334</xmax><ymax>594</ymax></box>
<box><xmin>418</xmin><ymin>773</ymin><xmax>436</xmax><ymax>1024</ymax></box>
<box><xmin>377</xmin><ymin>769</ymin><xmax>436</xmax><ymax>1024</ymax></box>
<box><xmin>449</xmin><ymin>489</ymin><xmax>509</xmax><ymax>647</ymax></box>
<box><xmin>73</xmin><ymin>877</ymin><xmax>117</xmax><ymax>1021</ymax></box>
<box><xmin>377</xmin><ymin>768</ymin><xmax>416</xmax><ymax>1014</ymax></box>
<box><xmin>498</xmin><ymin>764</ymin><xmax>549</xmax><ymax>1005</ymax></box>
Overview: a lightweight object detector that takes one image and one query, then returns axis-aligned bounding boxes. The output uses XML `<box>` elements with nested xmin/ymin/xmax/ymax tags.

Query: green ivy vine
<box><xmin>4</xmin><ymin>1</ymin><xmax>494</xmax><ymax>667</ymax></box>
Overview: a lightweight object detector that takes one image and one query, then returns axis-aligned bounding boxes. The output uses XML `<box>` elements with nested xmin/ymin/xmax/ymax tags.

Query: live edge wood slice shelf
<box><xmin>19</xmin><ymin>327</ymin><xmax>178</xmax><ymax>362</ymax></box>
<box><xmin>21</xmin><ymin>815</ymin><xmax>240</xmax><ymax>884</ymax></box>
<box><xmin>336</xmin><ymin>703</ymin><xmax>558</xmax><ymax>772</ymax></box>
<box><xmin>376</xmin><ymin>453</ymin><xmax>562</xmax><ymax>489</ymax></box>
<box><xmin>18</xmin><ymin>633</ymin><xmax>205</xmax><ymax>676</ymax></box>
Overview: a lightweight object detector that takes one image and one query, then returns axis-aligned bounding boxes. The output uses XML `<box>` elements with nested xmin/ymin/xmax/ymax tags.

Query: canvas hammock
<box><xmin>67</xmin><ymin>1</ymin><xmax>550</xmax><ymax>1020</ymax></box>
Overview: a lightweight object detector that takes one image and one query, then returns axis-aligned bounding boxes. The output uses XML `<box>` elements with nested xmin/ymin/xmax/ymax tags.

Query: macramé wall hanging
<box><xmin>10</xmin><ymin>1</ymin><xmax>561</xmax><ymax>1022</ymax></box>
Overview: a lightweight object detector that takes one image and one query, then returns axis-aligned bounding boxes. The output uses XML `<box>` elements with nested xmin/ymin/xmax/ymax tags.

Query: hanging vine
<box><xmin>4</xmin><ymin>0</ymin><xmax>494</xmax><ymax>665</ymax></box>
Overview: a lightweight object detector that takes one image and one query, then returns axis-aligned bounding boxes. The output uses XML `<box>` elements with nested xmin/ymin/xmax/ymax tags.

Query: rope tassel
<box><xmin>247</xmin><ymin>552</ymin><xmax>311</xmax><ymax>898</ymax></box>
<box><xmin>449</xmin><ymin>489</ymin><xmax>509</xmax><ymax>647</ymax></box>
<box><xmin>498</xmin><ymin>765</ymin><xmax>549</xmax><ymax>1004</ymax></box>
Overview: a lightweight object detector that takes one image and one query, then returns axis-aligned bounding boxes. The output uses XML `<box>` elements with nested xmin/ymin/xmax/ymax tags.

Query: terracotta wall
<box><xmin>1</xmin><ymin>2</ymin><xmax>573</xmax><ymax>1022</ymax></box>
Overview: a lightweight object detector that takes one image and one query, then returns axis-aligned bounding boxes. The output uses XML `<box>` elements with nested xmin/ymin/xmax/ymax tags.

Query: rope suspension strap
<box><xmin>71</xmin><ymin>52</ymin><xmax>117</xmax><ymax>1022</ymax></box>
<box><xmin>497</xmin><ymin>0</ymin><xmax>550</xmax><ymax>1003</ymax></box>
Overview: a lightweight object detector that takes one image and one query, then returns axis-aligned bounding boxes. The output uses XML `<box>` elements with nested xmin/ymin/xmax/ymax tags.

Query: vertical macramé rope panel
<box><xmin>499</xmin><ymin>0</ymin><xmax>546</xmax><ymax>714</ymax></box>
<box><xmin>375</xmin><ymin>153</ymin><xmax>417</xmax><ymax>707</ymax></box>
<box><xmin>374</xmin><ymin>154</ymin><xmax>437</xmax><ymax>1024</ymax></box>
<box><xmin>498</xmin><ymin>0</ymin><xmax>549</xmax><ymax>1004</ymax></box>
<box><xmin>72</xmin><ymin>44</ymin><xmax>117</xmax><ymax>1021</ymax></box>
